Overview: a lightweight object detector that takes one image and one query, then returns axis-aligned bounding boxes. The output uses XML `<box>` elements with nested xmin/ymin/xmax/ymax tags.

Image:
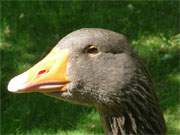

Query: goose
<box><xmin>8</xmin><ymin>28</ymin><xmax>166</xmax><ymax>135</ymax></box>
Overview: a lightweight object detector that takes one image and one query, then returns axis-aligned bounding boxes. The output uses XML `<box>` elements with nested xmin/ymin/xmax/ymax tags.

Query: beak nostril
<box><xmin>37</xmin><ymin>69</ymin><xmax>48</xmax><ymax>76</ymax></box>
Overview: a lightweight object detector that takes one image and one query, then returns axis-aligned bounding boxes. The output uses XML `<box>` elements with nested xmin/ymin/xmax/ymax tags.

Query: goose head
<box><xmin>8</xmin><ymin>28</ymin><xmax>166</xmax><ymax>134</ymax></box>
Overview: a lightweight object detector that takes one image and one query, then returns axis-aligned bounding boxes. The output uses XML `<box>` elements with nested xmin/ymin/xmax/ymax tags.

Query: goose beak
<box><xmin>7</xmin><ymin>47</ymin><xmax>70</xmax><ymax>93</ymax></box>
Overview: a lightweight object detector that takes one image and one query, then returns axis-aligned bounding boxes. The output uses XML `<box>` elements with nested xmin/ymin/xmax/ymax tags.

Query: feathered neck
<box><xmin>99</xmin><ymin>110</ymin><xmax>137</xmax><ymax>135</ymax></box>
<box><xmin>98</xmin><ymin>102</ymin><xmax>165</xmax><ymax>135</ymax></box>
<box><xmin>97</xmin><ymin>74</ymin><xmax>166</xmax><ymax>135</ymax></box>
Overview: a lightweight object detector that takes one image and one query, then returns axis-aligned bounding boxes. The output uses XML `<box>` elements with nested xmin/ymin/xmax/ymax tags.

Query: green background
<box><xmin>1</xmin><ymin>1</ymin><xmax>179</xmax><ymax>135</ymax></box>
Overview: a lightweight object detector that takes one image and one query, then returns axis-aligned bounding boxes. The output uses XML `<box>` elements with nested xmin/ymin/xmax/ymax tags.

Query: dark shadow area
<box><xmin>1</xmin><ymin>1</ymin><xmax>179</xmax><ymax>134</ymax></box>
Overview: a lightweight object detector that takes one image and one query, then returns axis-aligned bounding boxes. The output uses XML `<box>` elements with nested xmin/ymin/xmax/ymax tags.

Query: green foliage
<box><xmin>1</xmin><ymin>1</ymin><xmax>179</xmax><ymax>135</ymax></box>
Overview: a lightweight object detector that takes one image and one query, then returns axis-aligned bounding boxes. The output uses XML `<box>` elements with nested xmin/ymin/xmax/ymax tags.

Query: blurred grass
<box><xmin>1</xmin><ymin>1</ymin><xmax>179</xmax><ymax>135</ymax></box>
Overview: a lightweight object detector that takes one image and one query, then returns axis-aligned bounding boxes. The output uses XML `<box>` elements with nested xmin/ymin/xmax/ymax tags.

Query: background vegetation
<box><xmin>1</xmin><ymin>1</ymin><xmax>179</xmax><ymax>135</ymax></box>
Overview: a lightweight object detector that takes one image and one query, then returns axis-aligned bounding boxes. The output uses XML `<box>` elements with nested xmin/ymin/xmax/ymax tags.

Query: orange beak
<box><xmin>7</xmin><ymin>47</ymin><xmax>70</xmax><ymax>93</ymax></box>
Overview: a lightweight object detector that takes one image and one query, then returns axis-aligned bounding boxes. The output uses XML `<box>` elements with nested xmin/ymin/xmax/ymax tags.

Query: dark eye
<box><xmin>85</xmin><ymin>45</ymin><xmax>98</xmax><ymax>54</ymax></box>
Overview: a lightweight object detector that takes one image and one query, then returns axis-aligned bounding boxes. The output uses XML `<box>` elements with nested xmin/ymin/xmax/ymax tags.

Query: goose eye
<box><xmin>86</xmin><ymin>45</ymin><xmax>98</xmax><ymax>54</ymax></box>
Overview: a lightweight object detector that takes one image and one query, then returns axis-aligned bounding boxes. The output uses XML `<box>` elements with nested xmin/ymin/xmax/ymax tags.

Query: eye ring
<box><xmin>85</xmin><ymin>45</ymin><xmax>99</xmax><ymax>54</ymax></box>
